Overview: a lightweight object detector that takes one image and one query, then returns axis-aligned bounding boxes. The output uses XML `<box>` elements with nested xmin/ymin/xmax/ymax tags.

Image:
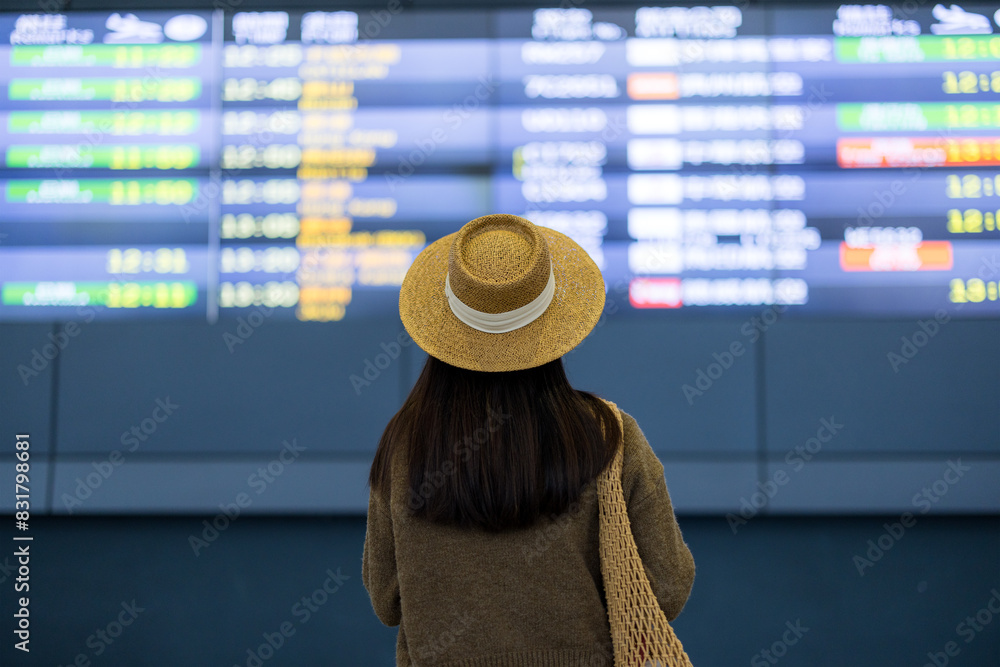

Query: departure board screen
<box><xmin>3</xmin><ymin>4</ymin><xmax>1000</xmax><ymax>321</ymax></box>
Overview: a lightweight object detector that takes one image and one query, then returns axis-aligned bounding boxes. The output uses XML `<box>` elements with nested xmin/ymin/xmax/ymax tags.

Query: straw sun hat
<box><xmin>399</xmin><ymin>214</ymin><xmax>606</xmax><ymax>372</ymax></box>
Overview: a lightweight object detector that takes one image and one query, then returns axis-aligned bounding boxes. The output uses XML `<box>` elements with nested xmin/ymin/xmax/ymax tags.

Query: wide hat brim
<box><xmin>399</xmin><ymin>224</ymin><xmax>606</xmax><ymax>372</ymax></box>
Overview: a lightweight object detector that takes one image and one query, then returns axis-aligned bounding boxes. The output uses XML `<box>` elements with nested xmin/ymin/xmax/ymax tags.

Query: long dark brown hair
<box><xmin>368</xmin><ymin>354</ymin><xmax>621</xmax><ymax>532</ymax></box>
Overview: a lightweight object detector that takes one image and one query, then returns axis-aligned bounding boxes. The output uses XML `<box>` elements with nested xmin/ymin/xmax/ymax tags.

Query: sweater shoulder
<box><xmin>616</xmin><ymin>407</ymin><xmax>664</xmax><ymax>506</ymax></box>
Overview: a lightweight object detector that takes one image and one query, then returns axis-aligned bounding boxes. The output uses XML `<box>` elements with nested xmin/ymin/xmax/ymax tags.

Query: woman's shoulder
<box><xmin>590</xmin><ymin>398</ymin><xmax>641</xmax><ymax>445</ymax></box>
<box><xmin>616</xmin><ymin>407</ymin><xmax>653</xmax><ymax>454</ymax></box>
<box><xmin>612</xmin><ymin>405</ymin><xmax>665</xmax><ymax>501</ymax></box>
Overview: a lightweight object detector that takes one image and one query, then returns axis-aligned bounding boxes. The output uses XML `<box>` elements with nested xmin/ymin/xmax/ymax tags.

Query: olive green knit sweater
<box><xmin>362</xmin><ymin>408</ymin><xmax>696</xmax><ymax>666</ymax></box>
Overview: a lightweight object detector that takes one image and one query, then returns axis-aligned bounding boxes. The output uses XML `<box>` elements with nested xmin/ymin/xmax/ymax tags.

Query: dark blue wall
<box><xmin>1</xmin><ymin>1</ymin><xmax>998</xmax><ymax>664</ymax></box>
<box><xmin>0</xmin><ymin>515</ymin><xmax>997</xmax><ymax>667</ymax></box>
<box><xmin>1</xmin><ymin>316</ymin><xmax>997</xmax><ymax>516</ymax></box>
<box><xmin>2</xmin><ymin>314</ymin><xmax>997</xmax><ymax>665</ymax></box>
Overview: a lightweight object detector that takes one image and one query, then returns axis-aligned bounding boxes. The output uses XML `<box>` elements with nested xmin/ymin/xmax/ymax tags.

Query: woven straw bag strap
<box><xmin>596</xmin><ymin>398</ymin><xmax>693</xmax><ymax>667</ymax></box>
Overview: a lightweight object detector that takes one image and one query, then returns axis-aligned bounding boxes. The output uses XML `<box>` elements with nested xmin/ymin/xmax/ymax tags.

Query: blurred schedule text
<box><xmin>2</xmin><ymin>5</ymin><xmax>999</xmax><ymax>320</ymax></box>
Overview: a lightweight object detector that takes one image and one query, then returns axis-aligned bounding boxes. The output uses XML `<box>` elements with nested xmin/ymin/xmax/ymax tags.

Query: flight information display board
<box><xmin>2</xmin><ymin>4</ymin><xmax>1000</xmax><ymax>321</ymax></box>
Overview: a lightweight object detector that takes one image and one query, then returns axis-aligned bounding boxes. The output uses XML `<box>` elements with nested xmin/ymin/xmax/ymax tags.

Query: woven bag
<box><xmin>596</xmin><ymin>399</ymin><xmax>693</xmax><ymax>667</ymax></box>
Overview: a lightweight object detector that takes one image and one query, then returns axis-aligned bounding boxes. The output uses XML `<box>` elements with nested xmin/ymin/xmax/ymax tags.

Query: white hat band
<box><xmin>444</xmin><ymin>267</ymin><xmax>555</xmax><ymax>334</ymax></box>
